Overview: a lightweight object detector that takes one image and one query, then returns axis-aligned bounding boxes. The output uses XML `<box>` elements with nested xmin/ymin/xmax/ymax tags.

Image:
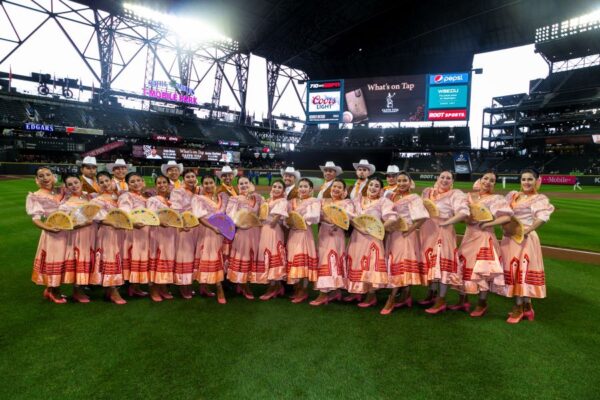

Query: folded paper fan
<box><xmin>233</xmin><ymin>210</ymin><xmax>262</xmax><ymax>229</ymax></box>
<box><xmin>130</xmin><ymin>208</ymin><xmax>160</xmax><ymax>226</ymax></box>
<box><xmin>323</xmin><ymin>204</ymin><xmax>350</xmax><ymax>230</ymax></box>
<box><xmin>181</xmin><ymin>211</ymin><xmax>200</xmax><ymax>228</ymax></box>
<box><xmin>156</xmin><ymin>208</ymin><xmax>183</xmax><ymax>228</ymax></box>
<box><xmin>105</xmin><ymin>209</ymin><xmax>133</xmax><ymax>230</ymax></box>
<box><xmin>286</xmin><ymin>211</ymin><xmax>307</xmax><ymax>230</ymax></box>
<box><xmin>387</xmin><ymin>217</ymin><xmax>408</xmax><ymax>232</ymax></box>
<box><xmin>69</xmin><ymin>203</ymin><xmax>101</xmax><ymax>225</ymax></box>
<box><xmin>259</xmin><ymin>203</ymin><xmax>269</xmax><ymax>221</ymax></box>
<box><xmin>469</xmin><ymin>203</ymin><xmax>494</xmax><ymax>222</ymax></box>
<box><xmin>353</xmin><ymin>214</ymin><xmax>385</xmax><ymax>240</ymax></box>
<box><xmin>504</xmin><ymin>216</ymin><xmax>525</xmax><ymax>244</ymax></box>
<box><xmin>207</xmin><ymin>213</ymin><xmax>236</xmax><ymax>241</ymax></box>
<box><xmin>423</xmin><ymin>199</ymin><xmax>439</xmax><ymax>218</ymax></box>
<box><xmin>45</xmin><ymin>211</ymin><xmax>74</xmax><ymax>230</ymax></box>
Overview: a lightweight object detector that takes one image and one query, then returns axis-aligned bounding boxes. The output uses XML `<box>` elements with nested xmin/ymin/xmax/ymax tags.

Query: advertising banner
<box><xmin>343</xmin><ymin>75</ymin><xmax>426</xmax><ymax>123</ymax></box>
<box><xmin>132</xmin><ymin>145</ymin><xmax>240</xmax><ymax>163</ymax></box>
<box><xmin>306</xmin><ymin>80</ymin><xmax>344</xmax><ymax>123</ymax></box>
<box><xmin>428</xmin><ymin>85</ymin><xmax>469</xmax><ymax>108</ymax></box>
<box><xmin>82</xmin><ymin>140</ymin><xmax>125</xmax><ymax>157</ymax></box>
<box><xmin>541</xmin><ymin>175</ymin><xmax>576</xmax><ymax>185</ymax></box>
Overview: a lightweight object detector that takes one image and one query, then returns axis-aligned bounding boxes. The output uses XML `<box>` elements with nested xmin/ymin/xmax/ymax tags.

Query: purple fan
<box><xmin>207</xmin><ymin>213</ymin><xmax>236</xmax><ymax>241</ymax></box>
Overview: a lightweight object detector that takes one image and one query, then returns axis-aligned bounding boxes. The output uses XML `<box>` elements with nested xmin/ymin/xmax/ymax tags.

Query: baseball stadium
<box><xmin>0</xmin><ymin>0</ymin><xmax>599</xmax><ymax>399</ymax></box>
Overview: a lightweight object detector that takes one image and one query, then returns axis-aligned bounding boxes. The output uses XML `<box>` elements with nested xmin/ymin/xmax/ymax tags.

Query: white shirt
<box><xmin>350</xmin><ymin>179</ymin><xmax>367</xmax><ymax>200</ymax></box>
<box><xmin>317</xmin><ymin>180</ymin><xmax>334</xmax><ymax>199</ymax></box>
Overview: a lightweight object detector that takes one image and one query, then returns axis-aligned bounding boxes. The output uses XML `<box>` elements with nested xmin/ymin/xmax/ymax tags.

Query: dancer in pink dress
<box><xmin>256</xmin><ymin>180</ymin><xmax>288</xmax><ymax>300</ymax></box>
<box><xmin>310</xmin><ymin>179</ymin><xmax>354</xmax><ymax>306</ymax></box>
<box><xmin>498</xmin><ymin>169</ymin><xmax>554</xmax><ymax>324</ymax></box>
<box><xmin>27</xmin><ymin>167</ymin><xmax>69</xmax><ymax>304</ymax></box>
<box><xmin>170</xmin><ymin>168</ymin><xmax>201</xmax><ymax>299</ymax></box>
<box><xmin>286</xmin><ymin>178</ymin><xmax>320</xmax><ymax>303</ymax></box>
<box><xmin>345</xmin><ymin>177</ymin><xmax>396</xmax><ymax>308</ymax></box>
<box><xmin>90</xmin><ymin>171</ymin><xmax>126</xmax><ymax>304</ymax></box>
<box><xmin>216</xmin><ymin>166</ymin><xmax>238</xmax><ymax>268</ymax></box>
<box><xmin>226</xmin><ymin>176</ymin><xmax>264</xmax><ymax>299</ymax></box>
<box><xmin>147</xmin><ymin>175</ymin><xmax>176</xmax><ymax>302</ymax></box>
<box><xmin>380</xmin><ymin>172</ymin><xmax>429</xmax><ymax>315</ymax></box>
<box><xmin>59</xmin><ymin>175</ymin><xmax>95</xmax><ymax>303</ymax></box>
<box><xmin>119</xmin><ymin>172</ymin><xmax>151</xmax><ymax>298</ymax></box>
<box><xmin>419</xmin><ymin>171</ymin><xmax>470</xmax><ymax>314</ymax></box>
<box><xmin>192</xmin><ymin>175</ymin><xmax>227</xmax><ymax>304</ymax></box>
<box><xmin>452</xmin><ymin>172</ymin><xmax>513</xmax><ymax>317</ymax></box>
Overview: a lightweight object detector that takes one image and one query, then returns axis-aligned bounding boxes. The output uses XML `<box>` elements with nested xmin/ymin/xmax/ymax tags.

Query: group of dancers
<box><xmin>27</xmin><ymin>156</ymin><xmax>554</xmax><ymax>323</ymax></box>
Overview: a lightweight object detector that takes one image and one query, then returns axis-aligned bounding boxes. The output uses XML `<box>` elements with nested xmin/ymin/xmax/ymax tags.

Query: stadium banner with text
<box><xmin>541</xmin><ymin>175</ymin><xmax>576</xmax><ymax>185</ymax></box>
<box><xmin>82</xmin><ymin>140</ymin><xmax>125</xmax><ymax>157</ymax></box>
<box><xmin>306</xmin><ymin>71</ymin><xmax>470</xmax><ymax>123</ymax></box>
<box><xmin>132</xmin><ymin>145</ymin><xmax>240</xmax><ymax>163</ymax></box>
<box><xmin>306</xmin><ymin>80</ymin><xmax>344</xmax><ymax>123</ymax></box>
<box><xmin>343</xmin><ymin>75</ymin><xmax>426</xmax><ymax>123</ymax></box>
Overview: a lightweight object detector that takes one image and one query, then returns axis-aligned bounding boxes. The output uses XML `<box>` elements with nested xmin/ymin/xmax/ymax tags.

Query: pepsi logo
<box><xmin>434</xmin><ymin>75</ymin><xmax>443</xmax><ymax>83</ymax></box>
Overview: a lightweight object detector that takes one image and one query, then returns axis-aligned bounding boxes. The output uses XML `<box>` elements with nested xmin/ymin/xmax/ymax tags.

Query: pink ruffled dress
<box><xmin>147</xmin><ymin>195</ymin><xmax>176</xmax><ymax>284</ymax></box>
<box><xmin>253</xmin><ymin>197</ymin><xmax>288</xmax><ymax>284</ymax></box>
<box><xmin>346</xmin><ymin>196</ymin><xmax>396</xmax><ymax>293</ymax></box>
<box><xmin>419</xmin><ymin>188</ymin><xmax>469</xmax><ymax>286</ymax></box>
<box><xmin>90</xmin><ymin>194</ymin><xmax>125</xmax><ymax>287</ymax></box>
<box><xmin>59</xmin><ymin>194</ymin><xmax>96</xmax><ymax>286</ymax></box>
<box><xmin>192</xmin><ymin>194</ymin><xmax>225</xmax><ymax>284</ymax></box>
<box><xmin>496</xmin><ymin>192</ymin><xmax>554</xmax><ymax>298</ymax></box>
<box><xmin>27</xmin><ymin>191</ymin><xmax>71</xmax><ymax>287</ymax></box>
<box><xmin>286</xmin><ymin>197</ymin><xmax>320</xmax><ymax>284</ymax></box>
<box><xmin>459</xmin><ymin>193</ymin><xmax>513</xmax><ymax>294</ymax></box>
<box><xmin>315</xmin><ymin>198</ymin><xmax>355</xmax><ymax>291</ymax></box>
<box><xmin>226</xmin><ymin>193</ymin><xmax>264</xmax><ymax>283</ymax></box>
<box><xmin>218</xmin><ymin>185</ymin><xmax>237</xmax><ymax>265</ymax></box>
<box><xmin>170</xmin><ymin>187</ymin><xmax>200</xmax><ymax>285</ymax></box>
<box><xmin>385</xmin><ymin>193</ymin><xmax>429</xmax><ymax>288</ymax></box>
<box><xmin>118</xmin><ymin>191</ymin><xmax>150</xmax><ymax>284</ymax></box>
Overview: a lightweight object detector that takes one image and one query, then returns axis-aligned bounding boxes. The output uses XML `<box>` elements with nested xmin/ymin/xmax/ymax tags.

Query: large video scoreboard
<box><xmin>306</xmin><ymin>72</ymin><xmax>470</xmax><ymax>124</ymax></box>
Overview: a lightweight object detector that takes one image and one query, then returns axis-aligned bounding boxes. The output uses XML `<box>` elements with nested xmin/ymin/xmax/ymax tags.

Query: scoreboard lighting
<box><xmin>535</xmin><ymin>9</ymin><xmax>600</xmax><ymax>43</ymax></box>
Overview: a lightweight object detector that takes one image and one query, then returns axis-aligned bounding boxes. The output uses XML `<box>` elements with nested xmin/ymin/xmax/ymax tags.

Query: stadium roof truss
<box><xmin>0</xmin><ymin>0</ymin><xmax>307</xmax><ymax>122</ymax></box>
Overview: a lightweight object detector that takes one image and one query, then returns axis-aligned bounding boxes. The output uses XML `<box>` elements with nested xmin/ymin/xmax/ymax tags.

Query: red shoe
<box><xmin>448</xmin><ymin>302</ymin><xmax>471</xmax><ymax>312</ymax></box>
<box><xmin>523</xmin><ymin>305</ymin><xmax>535</xmax><ymax>321</ymax></box>
<box><xmin>260</xmin><ymin>287</ymin><xmax>279</xmax><ymax>301</ymax></box>
<box><xmin>72</xmin><ymin>291</ymin><xmax>91</xmax><ymax>303</ymax></box>
<box><xmin>150</xmin><ymin>292</ymin><xmax>163</xmax><ymax>302</ymax></box>
<box><xmin>179</xmin><ymin>286</ymin><xmax>192</xmax><ymax>300</ymax></box>
<box><xmin>199</xmin><ymin>286</ymin><xmax>216</xmax><ymax>297</ymax></box>
<box><xmin>328</xmin><ymin>292</ymin><xmax>342</xmax><ymax>303</ymax></box>
<box><xmin>343</xmin><ymin>294</ymin><xmax>362</xmax><ymax>303</ymax></box>
<box><xmin>506</xmin><ymin>305</ymin><xmax>524</xmax><ymax>324</ymax></box>
<box><xmin>243</xmin><ymin>286</ymin><xmax>254</xmax><ymax>300</ymax></box>
<box><xmin>127</xmin><ymin>286</ymin><xmax>148</xmax><ymax>297</ymax></box>
<box><xmin>425</xmin><ymin>299</ymin><xmax>447</xmax><ymax>314</ymax></box>
<box><xmin>417</xmin><ymin>291</ymin><xmax>437</xmax><ymax>306</ymax></box>
<box><xmin>106</xmin><ymin>289</ymin><xmax>127</xmax><ymax>305</ymax></box>
<box><xmin>292</xmin><ymin>293</ymin><xmax>308</xmax><ymax>303</ymax></box>
<box><xmin>394</xmin><ymin>296</ymin><xmax>413</xmax><ymax>309</ymax></box>
<box><xmin>217</xmin><ymin>295</ymin><xmax>227</xmax><ymax>304</ymax></box>
<box><xmin>309</xmin><ymin>294</ymin><xmax>330</xmax><ymax>306</ymax></box>
<box><xmin>44</xmin><ymin>288</ymin><xmax>67</xmax><ymax>304</ymax></box>
<box><xmin>380</xmin><ymin>304</ymin><xmax>394</xmax><ymax>315</ymax></box>
<box><xmin>470</xmin><ymin>306</ymin><xmax>488</xmax><ymax>317</ymax></box>
<box><xmin>160</xmin><ymin>289</ymin><xmax>174</xmax><ymax>300</ymax></box>
<box><xmin>358</xmin><ymin>297</ymin><xmax>377</xmax><ymax>308</ymax></box>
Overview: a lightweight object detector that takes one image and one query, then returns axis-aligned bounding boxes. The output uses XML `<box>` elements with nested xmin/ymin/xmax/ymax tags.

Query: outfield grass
<box><xmin>0</xmin><ymin>177</ymin><xmax>599</xmax><ymax>399</ymax></box>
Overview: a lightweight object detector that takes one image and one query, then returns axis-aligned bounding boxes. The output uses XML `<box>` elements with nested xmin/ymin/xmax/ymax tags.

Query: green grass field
<box><xmin>1</xmin><ymin>177</ymin><xmax>599</xmax><ymax>399</ymax></box>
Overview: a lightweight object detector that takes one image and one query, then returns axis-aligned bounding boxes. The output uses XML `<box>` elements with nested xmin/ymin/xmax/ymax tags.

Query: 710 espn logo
<box><xmin>429</xmin><ymin>73</ymin><xmax>469</xmax><ymax>85</ymax></box>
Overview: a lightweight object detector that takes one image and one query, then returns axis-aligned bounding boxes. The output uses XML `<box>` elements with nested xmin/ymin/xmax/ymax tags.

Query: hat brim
<box><xmin>319</xmin><ymin>165</ymin><xmax>343</xmax><ymax>175</ymax></box>
<box><xmin>161</xmin><ymin>163</ymin><xmax>183</xmax><ymax>176</ymax></box>
<box><xmin>216</xmin><ymin>169</ymin><xmax>237</xmax><ymax>178</ymax></box>
<box><xmin>281</xmin><ymin>169</ymin><xmax>301</xmax><ymax>181</ymax></box>
<box><xmin>106</xmin><ymin>163</ymin><xmax>130</xmax><ymax>173</ymax></box>
<box><xmin>353</xmin><ymin>163</ymin><xmax>376</xmax><ymax>176</ymax></box>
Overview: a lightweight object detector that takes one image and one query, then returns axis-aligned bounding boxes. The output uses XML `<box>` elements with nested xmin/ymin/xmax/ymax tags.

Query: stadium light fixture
<box><xmin>535</xmin><ymin>8</ymin><xmax>600</xmax><ymax>43</ymax></box>
<box><xmin>123</xmin><ymin>3</ymin><xmax>232</xmax><ymax>45</ymax></box>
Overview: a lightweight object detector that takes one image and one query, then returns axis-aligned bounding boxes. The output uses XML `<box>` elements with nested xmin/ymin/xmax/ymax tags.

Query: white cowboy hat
<box><xmin>216</xmin><ymin>165</ymin><xmax>238</xmax><ymax>178</ymax></box>
<box><xmin>352</xmin><ymin>159</ymin><xmax>376</xmax><ymax>175</ymax></box>
<box><xmin>106</xmin><ymin>159</ymin><xmax>130</xmax><ymax>173</ymax></box>
<box><xmin>81</xmin><ymin>156</ymin><xmax>97</xmax><ymax>166</ymax></box>
<box><xmin>161</xmin><ymin>160</ymin><xmax>184</xmax><ymax>176</ymax></box>
<box><xmin>280</xmin><ymin>166</ymin><xmax>301</xmax><ymax>181</ymax></box>
<box><xmin>386</xmin><ymin>165</ymin><xmax>400</xmax><ymax>175</ymax></box>
<box><xmin>319</xmin><ymin>161</ymin><xmax>342</xmax><ymax>176</ymax></box>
